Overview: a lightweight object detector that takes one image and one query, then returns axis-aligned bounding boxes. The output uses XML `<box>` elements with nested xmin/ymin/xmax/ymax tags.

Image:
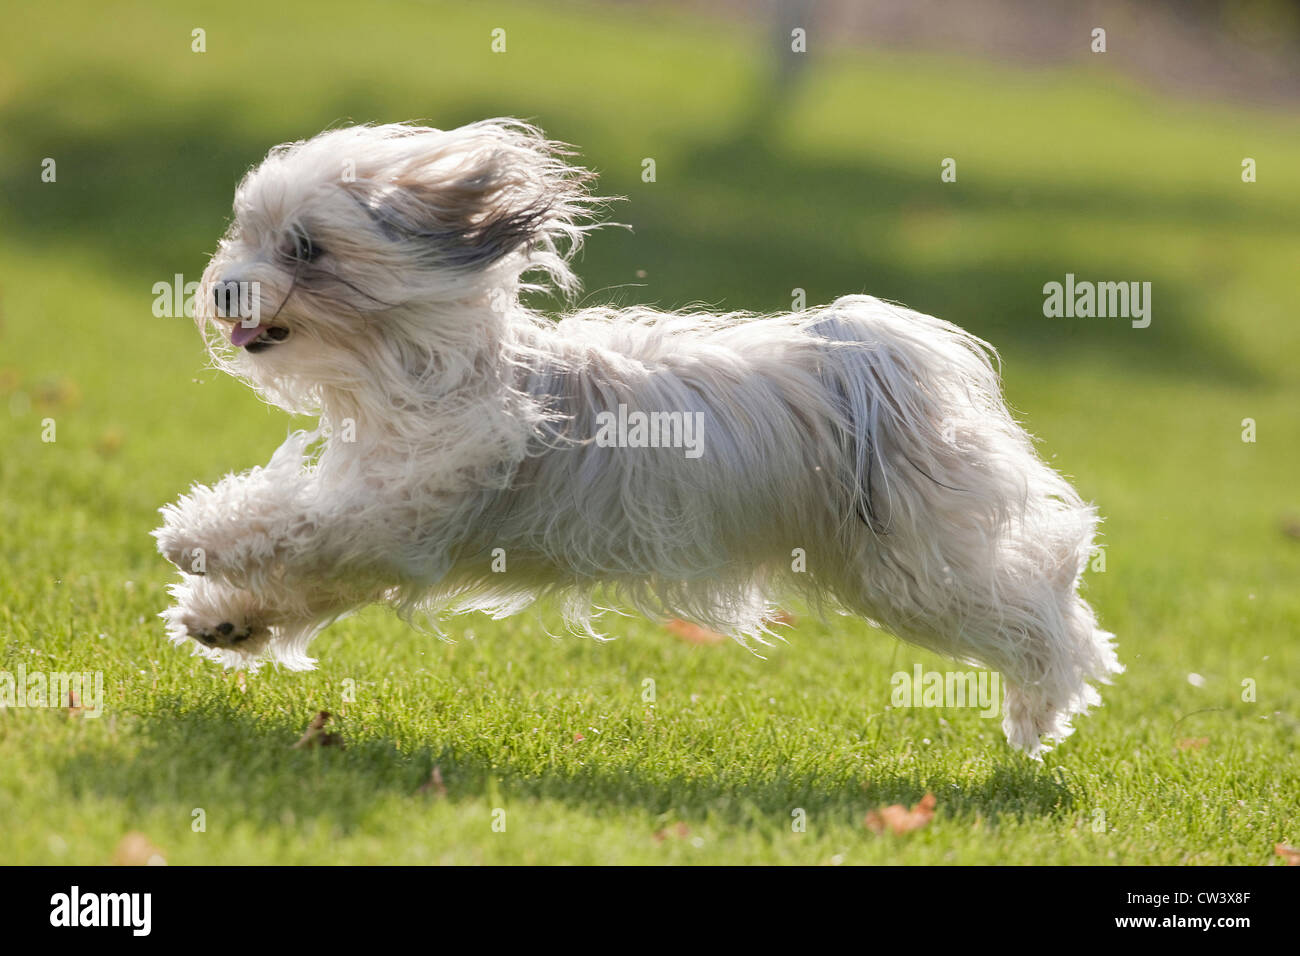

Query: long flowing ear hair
<box><xmin>362</xmin><ymin>118</ymin><xmax>617</xmax><ymax>299</ymax></box>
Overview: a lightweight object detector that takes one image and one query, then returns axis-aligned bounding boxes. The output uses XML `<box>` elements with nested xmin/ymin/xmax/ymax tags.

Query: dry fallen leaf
<box><xmin>292</xmin><ymin>710</ymin><xmax>343</xmax><ymax>749</ymax></box>
<box><xmin>65</xmin><ymin>689</ymin><xmax>82</xmax><ymax>717</ymax></box>
<box><xmin>417</xmin><ymin>766</ymin><xmax>448</xmax><ymax>797</ymax></box>
<box><xmin>1176</xmin><ymin>737</ymin><xmax>1210</xmax><ymax>751</ymax></box>
<box><xmin>112</xmin><ymin>832</ymin><xmax>166</xmax><ymax>866</ymax></box>
<box><xmin>665</xmin><ymin>619</ymin><xmax>727</xmax><ymax>645</ymax></box>
<box><xmin>653</xmin><ymin>822</ymin><xmax>691</xmax><ymax>844</ymax></box>
<box><xmin>1276</xmin><ymin>843</ymin><xmax>1300</xmax><ymax>865</ymax></box>
<box><xmin>33</xmin><ymin>377</ymin><xmax>81</xmax><ymax>411</ymax></box>
<box><xmin>667</xmin><ymin>612</ymin><xmax>795</xmax><ymax>645</ymax></box>
<box><xmin>865</xmin><ymin>792</ymin><xmax>937</xmax><ymax>835</ymax></box>
<box><xmin>94</xmin><ymin>426</ymin><xmax>125</xmax><ymax>458</ymax></box>
<box><xmin>1279</xmin><ymin>516</ymin><xmax>1300</xmax><ymax>541</ymax></box>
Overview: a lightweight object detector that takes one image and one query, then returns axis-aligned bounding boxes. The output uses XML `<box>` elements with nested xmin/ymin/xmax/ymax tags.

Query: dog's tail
<box><xmin>806</xmin><ymin>295</ymin><xmax>1121</xmax><ymax>755</ymax></box>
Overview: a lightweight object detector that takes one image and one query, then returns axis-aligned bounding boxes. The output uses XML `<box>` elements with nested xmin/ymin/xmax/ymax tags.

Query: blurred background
<box><xmin>1</xmin><ymin>0</ymin><xmax>1298</xmax><ymax>669</ymax></box>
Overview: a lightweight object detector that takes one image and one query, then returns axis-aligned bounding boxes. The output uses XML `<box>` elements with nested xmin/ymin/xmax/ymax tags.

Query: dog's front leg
<box><xmin>156</xmin><ymin>464</ymin><xmax>417</xmax><ymax>667</ymax></box>
<box><xmin>153</xmin><ymin>431</ymin><xmax>320</xmax><ymax>583</ymax></box>
<box><xmin>154</xmin><ymin>476</ymin><xmax>284</xmax><ymax>580</ymax></box>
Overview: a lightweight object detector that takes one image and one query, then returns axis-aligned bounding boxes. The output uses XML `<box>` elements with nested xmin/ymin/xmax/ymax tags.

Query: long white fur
<box><xmin>155</xmin><ymin>119</ymin><xmax>1121</xmax><ymax>755</ymax></box>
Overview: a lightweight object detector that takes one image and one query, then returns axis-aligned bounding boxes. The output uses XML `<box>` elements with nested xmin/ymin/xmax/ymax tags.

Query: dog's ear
<box><xmin>366</xmin><ymin>119</ymin><xmax>607</xmax><ymax>296</ymax></box>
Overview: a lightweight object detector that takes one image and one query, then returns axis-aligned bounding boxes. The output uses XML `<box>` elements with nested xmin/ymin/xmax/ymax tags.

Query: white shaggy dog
<box><xmin>155</xmin><ymin>119</ymin><xmax>1120</xmax><ymax>754</ymax></box>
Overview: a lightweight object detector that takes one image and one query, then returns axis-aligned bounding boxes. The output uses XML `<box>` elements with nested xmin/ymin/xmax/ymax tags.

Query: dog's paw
<box><xmin>185</xmin><ymin>616</ymin><xmax>267</xmax><ymax>650</ymax></box>
<box><xmin>154</xmin><ymin>483</ymin><xmax>276</xmax><ymax>579</ymax></box>
<box><xmin>162</xmin><ymin>601</ymin><xmax>270</xmax><ymax>652</ymax></box>
<box><xmin>157</xmin><ymin>539</ymin><xmax>211</xmax><ymax>575</ymax></box>
<box><xmin>155</xmin><ymin>519</ymin><xmax>284</xmax><ymax>584</ymax></box>
<box><xmin>161</xmin><ymin>576</ymin><xmax>272</xmax><ymax>659</ymax></box>
<box><xmin>153</xmin><ymin>504</ymin><xmax>216</xmax><ymax>575</ymax></box>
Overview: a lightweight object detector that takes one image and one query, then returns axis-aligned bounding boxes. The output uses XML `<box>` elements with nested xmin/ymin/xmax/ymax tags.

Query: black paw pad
<box><xmin>191</xmin><ymin>623</ymin><xmax>253</xmax><ymax>647</ymax></box>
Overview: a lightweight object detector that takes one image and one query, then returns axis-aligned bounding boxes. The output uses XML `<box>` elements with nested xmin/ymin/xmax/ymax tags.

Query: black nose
<box><xmin>213</xmin><ymin>280</ymin><xmax>243</xmax><ymax>316</ymax></box>
<box><xmin>215</xmin><ymin>622</ymin><xmax>233</xmax><ymax>636</ymax></box>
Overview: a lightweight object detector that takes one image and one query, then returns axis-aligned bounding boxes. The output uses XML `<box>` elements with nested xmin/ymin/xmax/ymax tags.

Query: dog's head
<box><xmin>197</xmin><ymin>120</ymin><xmax>604</xmax><ymax>412</ymax></box>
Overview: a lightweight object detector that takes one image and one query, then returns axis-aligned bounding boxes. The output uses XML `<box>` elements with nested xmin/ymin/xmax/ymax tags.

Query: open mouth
<box><xmin>229</xmin><ymin>323</ymin><xmax>290</xmax><ymax>353</ymax></box>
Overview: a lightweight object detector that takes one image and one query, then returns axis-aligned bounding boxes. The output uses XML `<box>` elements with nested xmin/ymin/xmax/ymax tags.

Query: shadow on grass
<box><xmin>0</xmin><ymin>71</ymin><xmax>1267</xmax><ymax>388</ymax></box>
<box><xmin>56</xmin><ymin>697</ymin><xmax>1073</xmax><ymax>834</ymax></box>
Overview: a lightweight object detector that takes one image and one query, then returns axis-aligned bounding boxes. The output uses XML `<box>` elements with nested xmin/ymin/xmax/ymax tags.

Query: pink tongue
<box><xmin>230</xmin><ymin>323</ymin><xmax>267</xmax><ymax>347</ymax></box>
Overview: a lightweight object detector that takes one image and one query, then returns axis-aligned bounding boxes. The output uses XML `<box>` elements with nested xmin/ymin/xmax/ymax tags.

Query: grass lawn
<box><xmin>1</xmin><ymin>0</ymin><xmax>1297</xmax><ymax>864</ymax></box>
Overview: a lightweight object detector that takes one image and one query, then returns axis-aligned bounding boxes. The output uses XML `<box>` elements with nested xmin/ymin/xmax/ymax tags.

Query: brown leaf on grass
<box><xmin>653</xmin><ymin>822</ymin><xmax>691</xmax><ymax>844</ymax></box>
<box><xmin>33</xmin><ymin>377</ymin><xmax>81</xmax><ymax>411</ymax></box>
<box><xmin>1176</xmin><ymin>736</ymin><xmax>1210</xmax><ymax>751</ymax></box>
<box><xmin>666</xmin><ymin>611</ymin><xmax>796</xmax><ymax>645</ymax></box>
<box><xmin>94</xmin><ymin>426</ymin><xmax>125</xmax><ymax>458</ymax></box>
<box><xmin>112</xmin><ymin>832</ymin><xmax>166</xmax><ymax>866</ymax></box>
<box><xmin>292</xmin><ymin>710</ymin><xmax>343</xmax><ymax>749</ymax></box>
<box><xmin>65</xmin><ymin>689</ymin><xmax>82</xmax><ymax>717</ymax></box>
<box><xmin>865</xmin><ymin>792</ymin><xmax>937</xmax><ymax>835</ymax></box>
<box><xmin>1279</xmin><ymin>515</ymin><xmax>1300</xmax><ymax>541</ymax></box>
<box><xmin>1276</xmin><ymin>843</ymin><xmax>1300</xmax><ymax>865</ymax></box>
<box><xmin>417</xmin><ymin>766</ymin><xmax>448</xmax><ymax>797</ymax></box>
<box><xmin>665</xmin><ymin>619</ymin><xmax>727</xmax><ymax>645</ymax></box>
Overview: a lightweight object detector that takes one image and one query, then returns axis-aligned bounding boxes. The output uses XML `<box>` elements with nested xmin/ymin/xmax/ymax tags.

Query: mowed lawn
<box><xmin>0</xmin><ymin>0</ymin><xmax>1297</xmax><ymax>864</ymax></box>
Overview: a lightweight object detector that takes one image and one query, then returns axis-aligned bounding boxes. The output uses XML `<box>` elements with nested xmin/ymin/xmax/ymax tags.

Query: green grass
<box><xmin>1</xmin><ymin>0</ymin><xmax>1298</xmax><ymax>864</ymax></box>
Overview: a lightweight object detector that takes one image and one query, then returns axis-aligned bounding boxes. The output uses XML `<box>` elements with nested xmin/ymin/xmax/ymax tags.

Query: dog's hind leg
<box><xmin>814</xmin><ymin>296</ymin><xmax>1120</xmax><ymax>753</ymax></box>
<box><xmin>837</xmin><ymin>449</ymin><xmax>1121</xmax><ymax>756</ymax></box>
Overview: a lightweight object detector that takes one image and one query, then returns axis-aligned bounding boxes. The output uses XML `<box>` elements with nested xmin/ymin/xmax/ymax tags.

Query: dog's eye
<box><xmin>284</xmin><ymin>230</ymin><xmax>324</xmax><ymax>264</ymax></box>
